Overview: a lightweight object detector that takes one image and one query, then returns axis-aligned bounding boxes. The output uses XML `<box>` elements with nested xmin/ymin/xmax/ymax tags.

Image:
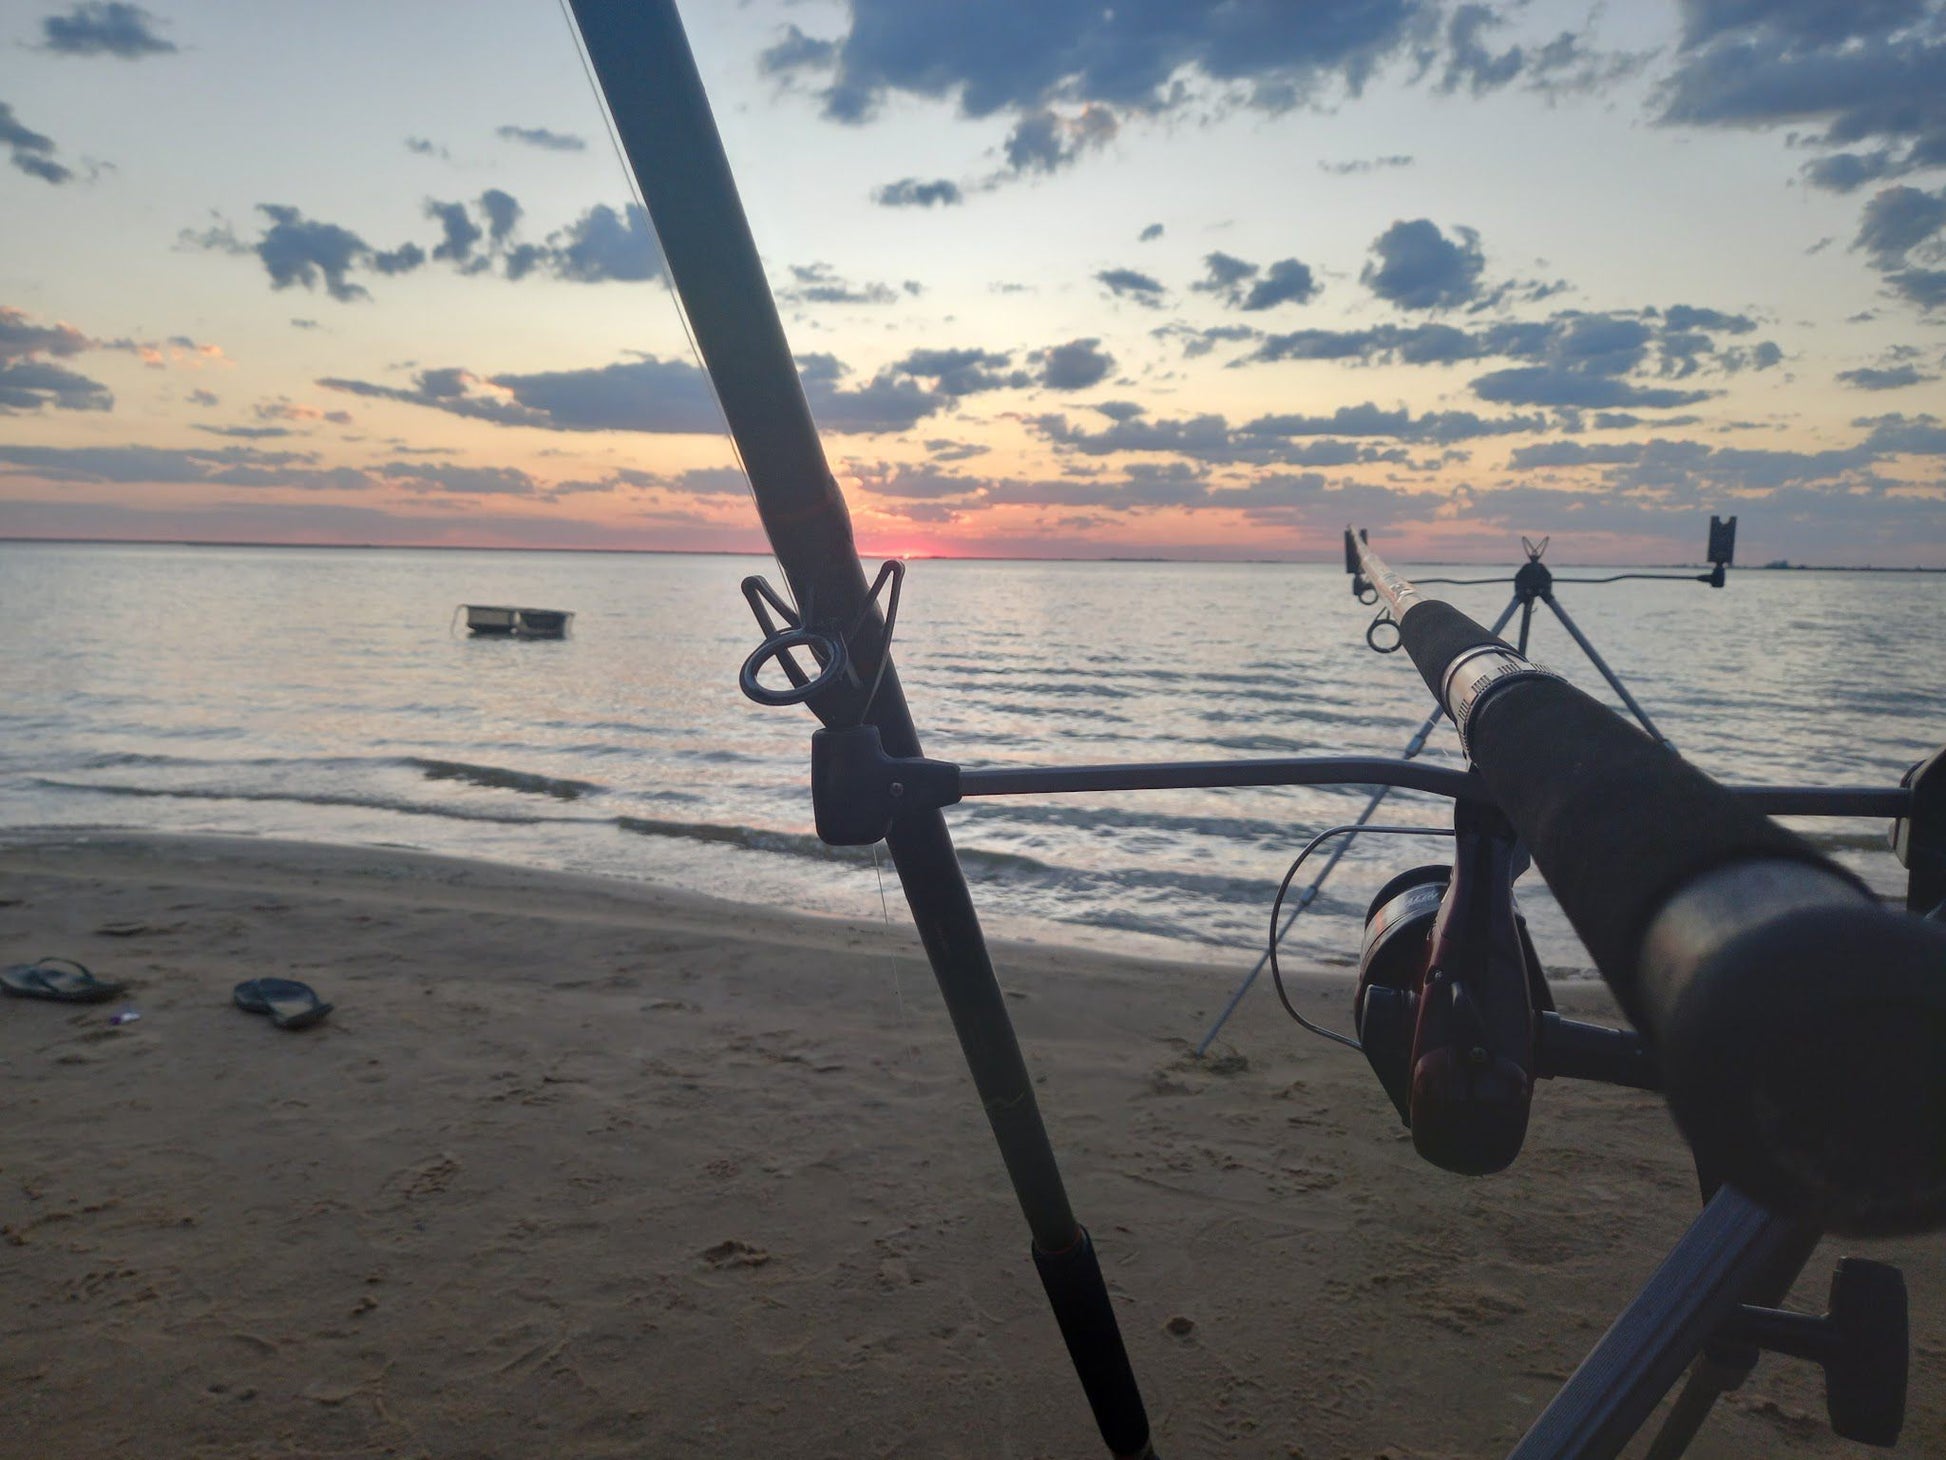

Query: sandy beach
<box><xmin>0</xmin><ymin>830</ymin><xmax>1938</xmax><ymax>1458</ymax></box>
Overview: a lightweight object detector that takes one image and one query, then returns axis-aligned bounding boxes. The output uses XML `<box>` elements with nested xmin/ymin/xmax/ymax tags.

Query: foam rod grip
<box><xmin>1033</xmin><ymin>1229</ymin><xmax>1154</xmax><ymax>1458</ymax></box>
<box><xmin>1467</xmin><ymin>672</ymin><xmax>1946</xmax><ymax>1233</ymax></box>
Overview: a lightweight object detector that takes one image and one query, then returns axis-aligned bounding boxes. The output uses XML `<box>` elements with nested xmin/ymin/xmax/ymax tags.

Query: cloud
<box><xmin>1851</xmin><ymin>183</ymin><xmax>1946</xmax><ymax>309</ymax></box>
<box><xmin>1435</xmin><ymin>6</ymin><xmax>1639</xmax><ymax>100</ymax></box>
<box><xmin>1096</xmin><ymin>267</ymin><xmax>1166</xmax><ymax>306</ymax></box>
<box><xmin>1857</xmin><ymin>411</ymin><xmax>1946</xmax><ymax>455</ymax></box>
<box><xmin>321</xmin><ymin>348</ymin><xmax>950</xmax><ymax>437</ymax></box>
<box><xmin>252</xmin><ymin>205</ymin><xmax>392</xmax><ymax>302</ymax></box>
<box><xmin>39</xmin><ymin>2</ymin><xmax>174</xmax><ymax>58</ymax></box>
<box><xmin>873</xmin><ymin>177</ymin><xmax>963</xmax><ymax>208</ymax></box>
<box><xmin>1241</xmin><ymin>306</ymin><xmax>1776</xmax><ymax>408</ymax></box>
<box><xmin>1837</xmin><ymin>363</ymin><xmax>1936</xmax><ymax>390</ymax></box>
<box><xmin>321</xmin><ymin>356</ymin><xmax>722</xmax><ymax>434</ymax></box>
<box><xmin>774</xmin><ymin>1</ymin><xmax>1429</xmax><ymax>124</ymax></box>
<box><xmin>1469</xmin><ymin>368</ymin><xmax>1714</xmax><ymax>409</ymax></box>
<box><xmin>1245</xmin><ymin>261</ymin><xmax>1322</xmax><ymax>311</ymax></box>
<box><xmin>1029</xmin><ymin>409</ymin><xmax>1414</xmax><ymax>466</ymax></box>
<box><xmin>759</xmin><ymin>23</ymin><xmax>838</xmax><ymax>76</ymax></box>
<box><xmin>0</xmin><ymin>442</ymin><xmax>375</xmax><ymax>490</ymax></box>
<box><xmin>522</xmin><ymin>201</ymin><xmax>665</xmax><ymax>283</ymax></box>
<box><xmin>1659</xmin><ymin>4</ymin><xmax>1946</xmax><ymax>200</ymax></box>
<box><xmin>1854</xmin><ymin>184</ymin><xmax>1946</xmax><ymax>268</ymax></box>
<box><xmin>404</xmin><ymin>136</ymin><xmax>449</xmax><ymax>160</ymax></box>
<box><xmin>0</xmin><ymin>305</ymin><xmax>90</xmax><ymax>362</ymax></box>
<box><xmin>895</xmin><ymin>347</ymin><xmax>1030</xmax><ymax>396</ymax></box>
<box><xmin>1193</xmin><ymin>251</ymin><xmax>1321</xmax><ymax>310</ymax></box>
<box><xmin>793</xmin><ymin>353</ymin><xmax>946</xmax><ymax>432</ymax></box>
<box><xmin>0</xmin><ymin>99</ymin><xmax>72</xmax><ymax>184</ymax></box>
<box><xmin>779</xmin><ymin>262</ymin><xmax>897</xmax><ymax>305</ymax></box>
<box><xmin>1003</xmin><ymin>104</ymin><xmax>1117</xmax><ymax>173</ymax></box>
<box><xmin>0</xmin><ymin>359</ymin><xmax>113</xmax><ymax>412</ymax></box>
<box><xmin>496</xmin><ymin>124</ymin><xmax>587</xmax><ymax>152</ymax></box>
<box><xmin>1139</xmin><ymin>223</ymin><xmax>1164</xmax><ymax>241</ymax></box>
<box><xmin>427</xmin><ymin>200</ymin><xmax>484</xmax><ymax>268</ymax></box>
<box><xmin>193</xmin><ymin>195</ymin><xmax>666</xmax><ymax>298</ymax></box>
<box><xmin>1033</xmin><ymin>338</ymin><xmax>1115</xmax><ymax>389</ymax></box>
<box><xmin>1361</xmin><ymin>219</ymin><xmax>1486</xmax><ymax>310</ymax></box>
<box><xmin>1320</xmin><ymin>154</ymin><xmax>1414</xmax><ymax>175</ymax></box>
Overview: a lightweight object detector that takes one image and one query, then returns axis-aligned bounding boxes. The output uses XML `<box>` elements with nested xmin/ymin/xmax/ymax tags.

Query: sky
<box><xmin>1</xmin><ymin>0</ymin><xmax>1944</xmax><ymax>565</ymax></box>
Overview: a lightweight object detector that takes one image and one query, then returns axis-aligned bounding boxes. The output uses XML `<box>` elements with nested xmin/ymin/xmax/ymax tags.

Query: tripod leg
<box><xmin>1518</xmin><ymin>599</ymin><xmax>1534</xmax><ymax>656</ymax></box>
<box><xmin>1639</xmin><ymin>1224</ymin><xmax>1822</xmax><ymax>1459</ymax></box>
<box><xmin>1506</xmin><ymin>1187</ymin><xmax>1803</xmax><ymax>1460</ymax></box>
<box><xmin>1194</xmin><ymin>593</ymin><xmax>1524</xmax><ymax>1054</ymax></box>
<box><xmin>1540</xmin><ymin>592</ymin><xmax>1671</xmax><ymax>748</ymax></box>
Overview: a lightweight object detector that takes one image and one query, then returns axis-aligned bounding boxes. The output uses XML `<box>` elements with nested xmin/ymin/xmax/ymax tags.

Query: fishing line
<box><xmin>873</xmin><ymin>842</ymin><xmax>923</xmax><ymax>1066</ymax></box>
<box><xmin>1267</xmin><ymin>821</ymin><xmax>1455</xmax><ymax>1052</ymax></box>
<box><xmin>555</xmin><ymin>0</ymin><xmax>796</xmax><ymax>617</ymax></box>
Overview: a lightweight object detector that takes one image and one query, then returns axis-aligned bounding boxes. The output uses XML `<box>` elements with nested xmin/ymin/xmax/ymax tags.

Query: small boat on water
<box><xmin>460</xmin><ymin>604</ymin><xmax>574</xmax><ymax>639</ymax></box>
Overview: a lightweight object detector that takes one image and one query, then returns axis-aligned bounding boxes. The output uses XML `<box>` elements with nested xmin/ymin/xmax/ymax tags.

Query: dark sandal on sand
<box><xmin>233</xmin><ymin>977</ymin><xmax>333</xmax><ymax>1030</ymax></box>
<box><xmin>1</xmin><ymin>958</ymin><xmax>128</xmax><ymax>1004</ymax></box>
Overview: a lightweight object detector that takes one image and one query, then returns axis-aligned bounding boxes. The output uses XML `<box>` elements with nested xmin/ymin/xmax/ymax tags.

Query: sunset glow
<box><xmin>3</xmin><ymin>1</ymin><xmax>1944</xmax><ymax>565</ymax></box>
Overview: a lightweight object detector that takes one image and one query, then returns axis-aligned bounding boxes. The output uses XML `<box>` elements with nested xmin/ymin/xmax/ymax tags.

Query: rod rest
<box><xmin>811</xmin><ymin>724</ymin><xmax>960</xmax><ymax>845</ymax></box>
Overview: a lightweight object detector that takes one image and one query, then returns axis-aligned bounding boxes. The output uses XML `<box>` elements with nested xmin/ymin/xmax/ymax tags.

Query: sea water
<box><xmin>1</xmin><ymin>541</ymin><xmax>1939</xmax><ymax>974</ymax></box>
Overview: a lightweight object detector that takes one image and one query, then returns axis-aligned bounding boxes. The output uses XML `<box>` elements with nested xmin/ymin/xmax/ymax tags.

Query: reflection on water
<box><xmin>2</xmin><ymin>541</ymin><xmax>1940</xmax><ymax>970</ymax></box>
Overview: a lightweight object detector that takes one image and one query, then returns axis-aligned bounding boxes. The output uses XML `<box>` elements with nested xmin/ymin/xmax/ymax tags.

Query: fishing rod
<box><xmin>563</xmin><ymin>5</ymin><xmax>1155</xmax><ymax>1454</ymax></box>
<box><xmin>1337</xmin><ymin>530</ymin><xmax>1946</xmax><ymax>1453</ymax></box>
<box><xmin>562</xmin><ymin>5</ymin><xmax>1945</xmax><ymax>1453</ymax></box>
<box><xmin>1200</xmin><ymin>514</ymin><xmax>1733</xmax><ymax>1054</ymax></box>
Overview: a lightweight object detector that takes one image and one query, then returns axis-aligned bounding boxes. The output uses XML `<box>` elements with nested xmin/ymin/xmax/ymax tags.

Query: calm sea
<box><xmin>1</xmin><ymin>542</ymin><xmax>1938</xmax><ymax>976</ymax></box>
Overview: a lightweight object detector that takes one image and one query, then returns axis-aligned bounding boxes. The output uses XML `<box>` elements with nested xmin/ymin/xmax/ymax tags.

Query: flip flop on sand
<box><xmin>233</xmin><ymin>977</ymin><xmax>333</xmax><ymax>1031</ymax></box>
<box><xmin>1</xmin><ymin>958</ymin><xmax>128</xmax><ymax>1004</ymax></box>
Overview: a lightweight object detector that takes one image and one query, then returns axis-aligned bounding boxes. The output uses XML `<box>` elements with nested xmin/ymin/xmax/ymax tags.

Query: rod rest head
<box><xmin>810</xmin><ymin>724</ymin><xmax>961</xmax><ymax>846</ymax></box>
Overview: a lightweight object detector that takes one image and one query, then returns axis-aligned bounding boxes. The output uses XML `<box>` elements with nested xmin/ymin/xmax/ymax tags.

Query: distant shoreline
<box><xmin>3</xmin><ymin>536</ymin><xmax>1941</xmax><ymax>572</ymax></box>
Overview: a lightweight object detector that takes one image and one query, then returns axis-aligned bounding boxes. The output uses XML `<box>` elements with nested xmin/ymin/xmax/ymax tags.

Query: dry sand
<box><xmin>0</xmin><ymin>830</ymin><xmax>1938</xmax><ymax>1458</ymax></box>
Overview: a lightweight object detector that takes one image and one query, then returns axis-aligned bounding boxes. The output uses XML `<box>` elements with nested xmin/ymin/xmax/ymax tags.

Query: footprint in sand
<box><xmin>700</xmin><ymin>1239</ymin><xmax>771</xmax><ymax>1269</ymax></box>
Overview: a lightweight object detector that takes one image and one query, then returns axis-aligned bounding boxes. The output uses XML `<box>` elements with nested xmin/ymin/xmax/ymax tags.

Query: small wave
<box><xmin>615</xmin><ymin>815</ymin><xmax>876</xmax><ymax>863</ymax></box>
<box><xmin>30</xmin><ymin>778</ymin><xmax>588</xmax><ymax>827</ymax></box>
<box><xmin>408</xmin><ymin>757</ymin><xmax>602</xmax><ymax>801</ymax></box>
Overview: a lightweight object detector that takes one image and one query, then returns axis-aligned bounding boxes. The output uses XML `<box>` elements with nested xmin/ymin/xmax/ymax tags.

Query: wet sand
<box><xmin>1</xmin><ymin>831</ymin><xmax>1939</xmax><ymax>1457</ymax></box>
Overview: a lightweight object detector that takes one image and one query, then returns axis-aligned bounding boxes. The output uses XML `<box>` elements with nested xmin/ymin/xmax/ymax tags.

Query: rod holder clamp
<box><xmin>1717</xmin><ymin>1258</ymin><xmax>1907</xmax><ymax>1447</ymax></box>
<box><xmin>810</xmin><ymin>724</ymin><xmax>961</xmax><ymax>845</ymax></box>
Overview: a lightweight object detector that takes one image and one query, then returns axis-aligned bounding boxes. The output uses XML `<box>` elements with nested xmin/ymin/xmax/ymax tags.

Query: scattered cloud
<box><xmin>793</xmin><ymin>352</ymin><xmax>945</xmax><ymax>431</ymax></box>
<box><xmin>186</xmin><ymin>196</ymin><xmax>666</xmax><ymax>299</ymax></box>
<box><xmin>496</xmin><ymin>124</ymin><xmax>587</xmax><ymax>152</ymax></box>
<box><xmin>404</xmin><ymin>136</ymin><xmax>449</xmax><ymax>161</ymax></box>
<box><xmin>758</xmin><ymin>23</ymin><xmax>838</xmax><ymax>77</ymax></box>
<box><xmin>1320</xmin><ymin>154</ymin><xmax>1413</xmax><ymax>175</ymax></box>
<box><xmin>320</xmin><ymin>356</ymin><xmax>722</xmax><ymax>434</ymax></box>
<box><xmin>39</xmin><ymin>2</ymin><xmax>175</xmax><ymax>58</ymax></box>
<box><xmin>0</xmin><ymin>359</ymin><xmax>113</xmax><ymax>412</ymax></box>
<box><xmin>0</xmin><ymin>305</ymin><xmax>90</xmax><ymax>362</ymax></box>
<box><xmin>0</xmin><ymin>99</ymin><xmax>72</xmax><ymax>184</ymax></box>
<box><xmin>1361</xmin><ymin>218</ymin><xmax>1486</xmax><ymax>310</ymax></box>
<box><xmin>1192</xmin><ymin>251</ymin><xmax>1321</xmax><ymax>310</ymax></box>
<box><xmin>1003</xmin><ymin>104</ymin><xmax>1117</xmax><ymax>174</ymax></box>
<box><xmin>873</xmin><ymin>177</ymin><xmax>963</xmax><ymax>208</ymax></box>
<box><xmin>1851</xmin><ymin>183</ymin><xmax>1946</xmax><ymax>309</ymax></box>
<box><xmin>779</xmin><ymin>262</ymin><xmax>898</xmax><ymax>305</ymax></box>
<box><xmin>1096</xmin><ymin>267</ymin><xmax>1166</xmax><ymax>307</ymax></box>
<box><xmin>1660</xmin><ymin>2</ymin><xmax>1946</xmax><ymax>199</ymax></box>
<box><xmin>895</xmin><ymin>347</ymin><xmax>1030</xmax><ymax>396</ymax></box>
<box><xmin>1033</xmin><ymin>338</ymin><xmax>1116</xmax><ymax>390</ymax></box>
<box><xmin>768</xmin><ymin>2</ymin><xmax>1431</xmax><ymax>125</ymax></box>
<box><xmin>1838</xmin><ymin>363</ymin><xmax>1936</xmax><ymax>390</ymax></box>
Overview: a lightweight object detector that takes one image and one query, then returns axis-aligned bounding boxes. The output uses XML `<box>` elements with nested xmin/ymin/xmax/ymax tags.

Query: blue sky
<box><xmin>2</xmin><ymin>0</ymin><xmax>1943</xmax><ymax>563</ymax></box>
